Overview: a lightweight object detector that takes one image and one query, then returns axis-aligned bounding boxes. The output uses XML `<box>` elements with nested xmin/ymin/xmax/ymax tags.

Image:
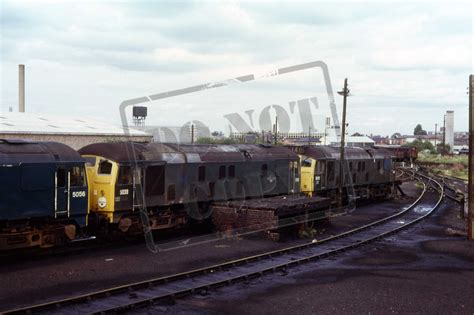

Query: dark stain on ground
<box><xmin>420</xmin><ymin>226</ymin><xmax>448</xmax><ymax>237</ymax></box>
<box><xmin>350</xmin><ymin>247</ymin><xmax>418</xmax><ymax>266</ymax></box>
<box><xmin>422</xmin><ymin>239</ymin><xmax>474</xmax><ymax>263</ymax></box>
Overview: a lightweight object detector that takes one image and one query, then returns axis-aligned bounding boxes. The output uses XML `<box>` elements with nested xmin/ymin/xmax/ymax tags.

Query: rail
<box><xmin>3</xmin><ymin>170</ymin><xmax>444</xmax><ymax>315</ymax></box>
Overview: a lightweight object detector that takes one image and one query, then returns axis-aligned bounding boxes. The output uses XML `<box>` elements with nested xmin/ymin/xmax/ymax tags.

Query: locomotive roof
<box><xmin>302</xmin><ymin>145</ymin><xmax>393</xmax><ymax>160</ymax></box>
<box><xmin>79</xmin><ymin>142</ymin><xmax>298</xmax><ymax>164</ymax></box>
<box><xmin>0</xmin><ymin>139</ymin><xmax>84</xmax><ymax>164</ymax></box>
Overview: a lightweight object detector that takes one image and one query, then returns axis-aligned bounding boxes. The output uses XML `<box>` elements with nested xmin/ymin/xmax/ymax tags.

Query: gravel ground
<box><xmin>2</xmin><ymin>181</ymin><xmax>472</xmax><ymax>314</ymax></box>
<box><xmin>160</xmin><ymin>183</ymin><xmax>474</xmax><ymax>315</ymax></box>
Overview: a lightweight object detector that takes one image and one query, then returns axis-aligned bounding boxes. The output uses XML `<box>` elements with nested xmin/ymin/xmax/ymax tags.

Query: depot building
<box><xmin>0</xmin><ymin>112</ymin><xmax>152</xmax><ymax>150</ymax></box>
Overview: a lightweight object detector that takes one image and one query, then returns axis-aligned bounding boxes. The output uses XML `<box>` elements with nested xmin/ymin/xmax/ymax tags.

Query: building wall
<box><xmin>445</xmin><ymin>110</ymin><xmax>454</xmax><ymax>152</ymax></box>
<box><xmin>0</xmin><ymin>134</ymin><xmax>152</xmax><ymax>150</ymax></box>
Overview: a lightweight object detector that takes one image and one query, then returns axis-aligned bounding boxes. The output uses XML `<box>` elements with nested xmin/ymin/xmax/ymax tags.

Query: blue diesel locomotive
<box><xmin>0</xmin><ymin>139</ymin><xmax>89</xmax><ymax>249</ymax></box>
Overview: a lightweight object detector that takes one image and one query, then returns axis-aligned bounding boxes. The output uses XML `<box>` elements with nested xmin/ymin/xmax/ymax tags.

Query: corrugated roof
<box><xmin>0</xmin><ymin>112</ymin><xmax>150</xmax><ymax>137</ymax></box>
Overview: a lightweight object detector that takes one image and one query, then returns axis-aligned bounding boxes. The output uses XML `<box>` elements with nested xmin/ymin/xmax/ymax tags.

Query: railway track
<box><xmin>417</xmin><ymin>167</ymin><xmax>466</xmax><ymax>203</ymax></box>
<box><xmin>3</xmin><ymin>171</ymin><xmax>444</xmax><ymax>315</ymax></box>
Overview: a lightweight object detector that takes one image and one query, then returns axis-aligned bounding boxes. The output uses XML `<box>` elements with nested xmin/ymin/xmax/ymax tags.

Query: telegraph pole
<box><xmin>434</xmin><ymin>123</ymin><xmax>437</xmax><ymax>148</ymax></box>
<box><xmin>274</xmin><ymin>116</ymin><xmax>278</xmax><ymax>145</ymax></box>
<box><xmin>308</xmin><ymin>126</ymin><xmax>311</xmax><ymax>146</ymax></box>
<box><xmin>468</xmin><ymin>74</ymin><xmax>474</xmax><ymax>240</ymax></box>
<box><xmin>338</xmin><ymin>78</ymin><xmax>349</xmax><ymax>209</ymax></box>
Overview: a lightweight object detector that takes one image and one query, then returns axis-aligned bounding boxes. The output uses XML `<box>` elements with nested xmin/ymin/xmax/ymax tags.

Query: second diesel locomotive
<box><xmin>79</xmin><ymin>142</ymin><xmax>300</xmax><ymax>234</ymax></box>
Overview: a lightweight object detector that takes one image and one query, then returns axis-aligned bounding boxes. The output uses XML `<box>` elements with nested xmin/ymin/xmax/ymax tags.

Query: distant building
<box><xmin>0</xmin><ymin>112</ymin><xmax>152</xmax><ymax>150</ymax></box>
<box><xmin>284</xmin><ymin>136</ymin><xmax>321</xmax><ymax>146</ymax></box>
<box><xmin>386</xmin><ymin>127</ymin><xmax>469</xmax><ymax>152</ymax></box>
<box><xmin>324</xmin><ymin>135</ymin><xmax>375</xmax><ymax>147</ymax></box>
<box><xmin>371</xmin><ymin>135</ymin><xmax>390</xmax><ymax>145</ymax></box>
<box><xmin>139</xmin><ymin>124</ymin><xmax>210</xmax><ymax>143</ymax></box>
<box><xmin>403</xmin><ymin>134</ymin><xmax>441</xmax><ymax>147</ymax></box>
<box><xmin>454</xmin><ymin>131</ymin><xmax>468</xmax><ymax>146</ymax></box>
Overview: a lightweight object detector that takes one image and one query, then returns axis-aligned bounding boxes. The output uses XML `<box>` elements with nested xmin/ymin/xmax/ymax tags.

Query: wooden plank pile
<box><xmin>211</xmin><ymin>195</ymin><xmax>331</xmax><ymax>237</ymax></box>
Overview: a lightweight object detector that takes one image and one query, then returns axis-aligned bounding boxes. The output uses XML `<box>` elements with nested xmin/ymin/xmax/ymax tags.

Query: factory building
<box><xmin>445</xmin><ymin>110</ymin><xmax>454</xmax><ymax>153</ymax></box>
<box><xmin>1</xmin><ymin>65</ymin><xmax>152</xmax><ymax>149</ymax></box>
<box><xmin>0</xmin><ymin>112</ymin><xmax>152</xmax><ymax>150</ymax></box>
<box><xmin>138</xmin><ymin>123</ymin><xmax>211</xmax><ymax>144</ymax></box>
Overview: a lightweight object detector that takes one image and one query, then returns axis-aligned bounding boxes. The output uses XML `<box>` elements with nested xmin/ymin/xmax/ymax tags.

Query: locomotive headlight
<box><xmin>98</xmin><ymin>196</ymin><xmax>107</xmax><ymax>208</ymax></box>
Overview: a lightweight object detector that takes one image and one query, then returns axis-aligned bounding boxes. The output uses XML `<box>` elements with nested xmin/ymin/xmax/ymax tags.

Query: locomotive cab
<box><xmin>300</xmin><ymin>157</ymin><xmax>315</xmax><ymax>196</ymax></box>
<box><xmin>0</xmin><ymin>140</ymin><xmax>89</xmax><ymax>250</ymax></box>
<box><xmin>53</xmin><ymin>165</ymin><xmax>88</xmax><ymax>220</ymax></box>
<box><xmin>299</xmin><ymin>156</ymin><xmax>326</xmax><ymax>196</ymax></box>
<box><xmin>83</xmin><ymin>155</ymin><xmax>121</xmax><ymax>224</ymax></box>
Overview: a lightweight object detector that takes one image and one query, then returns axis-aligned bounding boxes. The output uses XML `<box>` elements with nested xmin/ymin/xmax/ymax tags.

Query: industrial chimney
<box><xmin>18</xmin><ymin>64</ymin><xmax>25</xmax><ymax>112</ymax></box>
<box><xmin>445</xmin><ymin>110</ymin><xmax>454</xmax><ymax>153</ymax></box>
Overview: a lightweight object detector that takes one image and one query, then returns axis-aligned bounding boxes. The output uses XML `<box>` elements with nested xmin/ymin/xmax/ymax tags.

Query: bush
<box><xmin>408</xmin><ymin>139</ymin><xmax>435</xmax><ymax>154</ymax></box>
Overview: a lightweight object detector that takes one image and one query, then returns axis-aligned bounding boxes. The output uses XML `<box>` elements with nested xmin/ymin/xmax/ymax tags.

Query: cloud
<box><xmin>0</xmin><ymin>0</ymin><xmax>472</xmax><ymax>136</ymax></box>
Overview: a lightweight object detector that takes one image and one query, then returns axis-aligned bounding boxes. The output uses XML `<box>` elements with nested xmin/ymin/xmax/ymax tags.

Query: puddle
<box><xmin>414</xmin><ymin>206</ymin><xmax>431</xmax><ymax>213</ymax></box>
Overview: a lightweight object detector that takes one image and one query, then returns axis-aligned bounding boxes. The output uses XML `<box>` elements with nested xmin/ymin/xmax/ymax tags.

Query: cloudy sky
<box><xmin>0</xmin><ymin>0</ymin><xmax>472</xmax><ymax>136</ymax></box>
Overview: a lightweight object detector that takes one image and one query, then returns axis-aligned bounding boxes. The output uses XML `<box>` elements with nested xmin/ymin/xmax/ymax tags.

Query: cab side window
<box><xmin>316</xmin><ymin>161</ymin><xmax>326</xmax><ymax>174</ymax></box>
<box><xmin>70</xmin><ymin>166</ymin><xmax>86</xmax><ymax>187</ymax></box>
<box><xmin>98</xmin><ymin>160</ymin><xmax>112</xmax><ymax>175</ymax></box>
<box><xmin>327</xmin><ymin>161</ymin><xmax>335</xmax><ymax>181</ymax></box>
<box><xmin>117</xmin><ymin>166</ymin><xmax>133</xmax><ymax>185</ymax></box>
<box><xmin>301</xmin><ymin>158</ymin><xmax>312</xmax><ymax>167</ymax></box>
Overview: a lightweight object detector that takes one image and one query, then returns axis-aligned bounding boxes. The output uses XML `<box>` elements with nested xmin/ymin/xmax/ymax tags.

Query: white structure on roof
<box><xmin>0</xmin><ymin>112</ymin><xmax>152</xmax><ymax>149</ymax></box>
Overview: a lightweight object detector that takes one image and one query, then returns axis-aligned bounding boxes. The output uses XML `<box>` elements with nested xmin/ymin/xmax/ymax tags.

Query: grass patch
<box><xmin>432</xmin><ymin>168</ymin><xmax>468</xmax><ymax>181</ymax></box>
<box><xmin>418</xmin><ymin>153</ymin><xmax>468</xmax><ymax>181</ymax></box>
<box><xmin>417</xmin><ymin>153</ymin><xmax>468</xmax><ymax>166</ymax></box>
